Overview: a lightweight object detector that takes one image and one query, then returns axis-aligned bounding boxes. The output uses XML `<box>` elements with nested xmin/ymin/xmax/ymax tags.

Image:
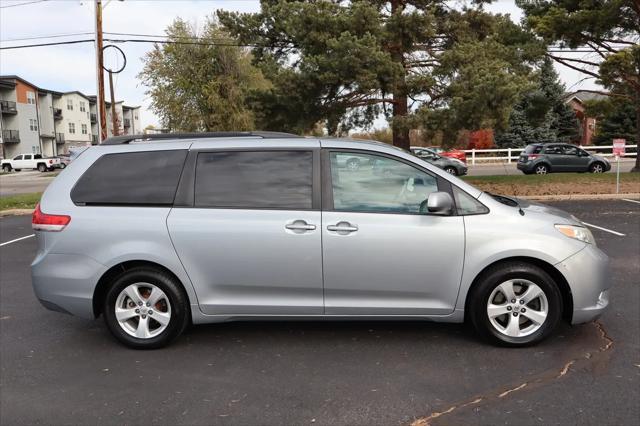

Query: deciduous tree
<box><xmin>139</xmin><ymin>18</ymin><xmax>270</xmax><ymax>132</ymax></box>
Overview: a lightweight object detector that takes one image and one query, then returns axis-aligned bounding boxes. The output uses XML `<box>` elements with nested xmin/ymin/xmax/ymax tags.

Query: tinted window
<box><xmin>195</xmin><ymin>151</ymin><xmax>313</xmax><ymax>209</ymax></box>
<box><xmin>524</xmin><ymin>145</ymin><xmax>542</xmax><ymax>154</ymax></box>
<box><xmin>34</xmin><ymin>154</ymin><xmax>42</xmax><ymax>159</ymax></box>
<box><xmin>13</xmin><ymin>155</ymin><xmax>22</xmax><ymax>160</ymax></box>
<box><xmin>543</xmin><ymin>145</ymin><xmax>562</xmax><ymax>155</ymax></box>
<box><xmin>330</xmin><ymin>152</ymin><xmax>438</xmax><ymax>214</ymax></box>
<box><xmin>71</xmin><ymin>150</ymin><xmax>187</xmax><ymax>205</ymax></box>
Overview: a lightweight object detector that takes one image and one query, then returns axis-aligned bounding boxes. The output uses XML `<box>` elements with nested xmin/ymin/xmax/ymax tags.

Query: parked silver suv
<box><xmin>31</xmin><ymin>132</ymin><xmax>610</xmax><ymax>349</ymax></box>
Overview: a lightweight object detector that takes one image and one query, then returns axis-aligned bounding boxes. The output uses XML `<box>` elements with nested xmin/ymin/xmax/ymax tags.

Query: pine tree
<box><xmin>496</xmin><ymin>57</ymin><xmax>580</xmax><ymax>147</ymax></box>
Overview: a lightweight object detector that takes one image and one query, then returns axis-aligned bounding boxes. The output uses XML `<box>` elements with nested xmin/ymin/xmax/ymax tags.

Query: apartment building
<box><xmin>88</xmin><ymin>96</ymin><xmax>141</xmax><ymax>138</ymax></box>
<box><xmin>0</xmin><ymin>75</ymin><xmax>141</xmax><ymax>158</ymax></box>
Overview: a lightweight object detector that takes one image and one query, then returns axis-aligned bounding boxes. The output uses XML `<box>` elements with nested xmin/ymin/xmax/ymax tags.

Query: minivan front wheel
<box><xmin>469</xmin><ymin>262</ymin><xmax>562</xmax><ymax>346</ymax></box>
<box><xmin>103</xmin><ymin>267</ymin><xmax>189</xmax><ymax>349</ymax></box>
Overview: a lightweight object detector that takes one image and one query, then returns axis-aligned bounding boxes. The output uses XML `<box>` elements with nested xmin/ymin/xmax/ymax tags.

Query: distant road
<box><xmin>467</xmin><ymin>158</ymin><xmax>636</xmax><ymax>176</ymax></box>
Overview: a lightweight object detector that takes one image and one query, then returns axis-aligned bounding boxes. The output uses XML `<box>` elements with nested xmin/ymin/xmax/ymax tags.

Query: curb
<box><xmin>519</xmin><ymin>193</ymin><xmax>640</xmax><ymax>201</ymax></box>
<box><xmin>0</xmin><ymin>208</ymin><xmax>34</xmax><ymax>217</ymax></box>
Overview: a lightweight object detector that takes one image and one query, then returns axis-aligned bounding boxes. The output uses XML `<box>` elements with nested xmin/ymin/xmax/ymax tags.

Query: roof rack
<box><xmin>101</xmin><ymin>131</ymin><xmax>300</xmax><ymax>145</ymax></box>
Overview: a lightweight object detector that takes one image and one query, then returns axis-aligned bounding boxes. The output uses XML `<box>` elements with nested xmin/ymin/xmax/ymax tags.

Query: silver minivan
<box><xmin>31</xmin><ymin>132</ymin><xmax>610</xmax><ymax>349</ymax></box>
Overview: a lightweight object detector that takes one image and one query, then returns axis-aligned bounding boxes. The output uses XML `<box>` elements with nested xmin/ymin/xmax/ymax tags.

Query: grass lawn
<box><xmin>0</xmin><ymin>192</ymin><xmax>41</xmax><ymax>211</ymax></box>
<box><xmin>462</xmin><ymin>173</ymin><xmax>640</xmax><ymax>196</ymax></box>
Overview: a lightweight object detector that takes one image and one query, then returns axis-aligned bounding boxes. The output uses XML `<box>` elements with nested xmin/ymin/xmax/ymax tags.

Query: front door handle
<box><xmin>285</xmin><ymin>220</ymin><xmax>316</xmax><ymax>232</ymax></box>
<box><xmin>327</xmin><ymin>221</ymin><xmax>358</xmax><ymax>234</ymax></box>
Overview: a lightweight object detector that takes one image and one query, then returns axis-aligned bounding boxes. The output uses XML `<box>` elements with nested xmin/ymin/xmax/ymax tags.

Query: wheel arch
<box><xmin>92</xmin><ymin>260</ymin><xmax>191</xmax><ymax>318</ymax></box>
<box><xmin>535</xmin><ymin>161</ymin><xmax>551</xmax><ymax>172</ymax></box>
<box><xmin>464</xmin><ymin>256</ymin><xmax>573</xmax><ymax>323</ymax></box>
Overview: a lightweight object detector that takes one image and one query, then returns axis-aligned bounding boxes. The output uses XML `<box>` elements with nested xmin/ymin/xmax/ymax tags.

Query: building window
<box><xmin>29</xmin><ymin>119</ymin><xmax>38</xmax><ymax>131</ymax></box>
<box><xmin>80</xmin><ymin>101</ymin><xmax>86</xmax><ymax>112</ymax></box>
<box><xmin>134</xmin><ymin>114</ymin><xmax>138</xmax><ymax>120</ymax></box>
<box><xmin>67</xmin><ymin>99</ymin><xmax>73</xmax><ymax>111</ymax></box>
<box><xmin>69</xmin><ymin>122</ymin><xmax>75</xmax><ymax>134</ymax></box>
<box><xmin>27</xmin><ymin>91</ymin><xmax>36</xmax><ymax>104</ymax></box>
<box><xmin>81</xmin><ymin>124</ymin><xmax>88</xmax><ymax>134</ymax></box>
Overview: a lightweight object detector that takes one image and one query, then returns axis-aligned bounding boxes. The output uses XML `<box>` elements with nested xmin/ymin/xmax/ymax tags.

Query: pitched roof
<box><xmin>564</xmin><ymin>90</ymin><xmax>609</xmax><ymax>104</ymax></box>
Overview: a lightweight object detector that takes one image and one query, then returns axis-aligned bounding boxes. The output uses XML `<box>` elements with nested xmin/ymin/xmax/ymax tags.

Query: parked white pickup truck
<box><xmin>1</xmin><ymin>153</ymin><xmax>60</xmax><ymax>173</ymax></box>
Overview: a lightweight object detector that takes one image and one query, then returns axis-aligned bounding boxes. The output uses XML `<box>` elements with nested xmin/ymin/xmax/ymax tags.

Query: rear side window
<box><xmin>524</xmin><ymin>145</ymin><xmax>542</xmax><ymax>154</ymax></box>
<box><xmin>71</xmin><ymin>150</ymin><xmax>187</xmax><ymax>205</ymax></box>
<box><xmin>194</xmin><ymin>151</ymin><xmax>313</xmax><ymax>209</ymax></box>
<box><xmin>543</xmin><ymin>145</ymin><xmax>562</xmax><ymax>155</ymax></box>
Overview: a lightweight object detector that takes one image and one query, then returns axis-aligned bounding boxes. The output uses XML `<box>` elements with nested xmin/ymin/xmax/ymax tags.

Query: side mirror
<box><xmin>424</xmin><ymin>191</ymin><xmax>454</xmax><ymax>215</ymax></box>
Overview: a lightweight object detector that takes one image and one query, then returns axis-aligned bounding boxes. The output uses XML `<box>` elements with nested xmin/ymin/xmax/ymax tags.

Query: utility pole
<box><xmin>108</xmin><ymin>71</ymin><xmax>118</xmax><ymax>136</ymax></box>
<box><xmin>94</xmin><ymin>0</ymin><xmax>108</xmax><ymax>143</ymax></box>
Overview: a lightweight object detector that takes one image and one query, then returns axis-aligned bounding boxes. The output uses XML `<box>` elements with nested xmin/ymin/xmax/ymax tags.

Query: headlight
<box><xmin>555</xmin><ymin>224</ymin><xmax>596</xmax><ymax>245</ymax></box>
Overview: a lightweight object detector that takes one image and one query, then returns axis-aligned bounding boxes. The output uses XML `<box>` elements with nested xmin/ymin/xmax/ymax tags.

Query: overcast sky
<box><xmin>0</xmin><ymin>0</ymin><xmax>600</xmax><ymax>129</ymax></box>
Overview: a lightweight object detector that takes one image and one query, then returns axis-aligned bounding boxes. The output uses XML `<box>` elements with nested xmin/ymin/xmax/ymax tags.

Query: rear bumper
<box><xmin>555</xmin><ymin>244</ymin><xmax>610</xmax><ymax>324</ymax></box>
<box><xmin>31</xmin><ymin>252</ymin><xmax>106</xmax><ymax>319</ymax></box>
<box><xmin>517</xmin><ymin>162</ymin><xmax>534</xmax><ymax>173</ymax></box>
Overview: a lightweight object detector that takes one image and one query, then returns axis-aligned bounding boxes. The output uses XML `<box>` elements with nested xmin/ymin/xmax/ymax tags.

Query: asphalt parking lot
<box><xmin>0</xmin><ymin>199</ymin><xmax>638</xmax><ymax>426</ymax></box>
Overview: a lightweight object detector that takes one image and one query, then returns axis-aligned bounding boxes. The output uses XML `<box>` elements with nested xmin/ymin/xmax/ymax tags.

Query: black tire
<box><xmin>2</xmin><ymin>165</ymin><xmax>10</xmax><ymax>173</ymax></box>
<box><xmin>59</xmin><ymin>163</ymin><xmax>66</xmax><ymax>169</ymax></box>
<box><xmin>589</xmin><ymin>162</ymin><xmax>604</xmax><ymax>173</ymax></box>
<box><xmin>103</xmin><ymin>267</ymin><xmax>190</xmax><ymax>349</ymax></box>
<box><xmin>444</xmin><ymin>166</ymin><xmax>458</xmax><ymax>176</ymax></box>
<box><xmin>534</xmin><ymin>163</ymin><xmax>549</xmax><ymax>175</ymax></box>
<box><xmin>468</xmin><ymin>261</ymin><xmax>562</xmax><ymax>347</ymax></box>
<box><xmin>37</xmin><ymin>163</ymin><xmax>47</xmax><ymax>172</ymax></box>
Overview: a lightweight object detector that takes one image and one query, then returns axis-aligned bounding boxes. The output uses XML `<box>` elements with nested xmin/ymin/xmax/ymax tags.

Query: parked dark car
<box><xmin>410</xmin><ymin>147</ymin><xmax>468</xmax><ymax>176</ymax></box>
<box><xmin>517</xmin><ymin>143</ymin><xmax>611</xmax><ymax>175</ymax></box>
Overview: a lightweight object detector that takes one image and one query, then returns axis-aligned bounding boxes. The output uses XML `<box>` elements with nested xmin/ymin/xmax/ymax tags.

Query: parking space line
<box><xmin>622</xmin><ymin>198</ymin><xmax>640</xmax><ymax>205</ymax></box>
<box><xmin>0</xmin><ymin>234</ymin><xmax>35</xmax><ymax>247</ymax></box>
<box><xmin>581</xmin><ymin>222</ymin><xmax>626</xmax><ymax>237</ymax></box>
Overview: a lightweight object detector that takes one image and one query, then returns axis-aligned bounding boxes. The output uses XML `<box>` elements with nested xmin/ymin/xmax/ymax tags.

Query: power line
<box><xmin>0</xmin><ymin>37</ymin><xmax>624</xmax><ymax>53</ymax></box>
<box><xmin>0</xmin><ymin>0</ymin><xmax>49</xmax><ymax>9</ymax></box>
<box><xmin>0</xmin><ymin>32</ymin><xmax>93</xmax><ymax>42</ymax></box>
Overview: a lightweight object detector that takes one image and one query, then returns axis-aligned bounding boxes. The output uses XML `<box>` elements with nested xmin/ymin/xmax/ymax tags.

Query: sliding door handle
<box><xmin>327</xmin><ymin>222</ymin><xmax>358</xmax><ymax>233</ymax></box>
<box><xmin>285</xmin><ymin>220</ymin><xmax>316</xmax><ymax>232</ymax></box>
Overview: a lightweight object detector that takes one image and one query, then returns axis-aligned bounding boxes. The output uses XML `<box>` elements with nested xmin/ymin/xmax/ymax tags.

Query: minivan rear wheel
<box><xmin>534</xmin><ymin>164</ymin><xmax>549</xmax><ymax>175</ymax></box>
<box><xmin>468</xmin><ymin>262</ymin><xmax>562</xmax><ymax>347</ymax></box>
<box><xmin>103</xmin><ymin>267</ymin><xmax>189</xmax><ymax>349</ymax></box>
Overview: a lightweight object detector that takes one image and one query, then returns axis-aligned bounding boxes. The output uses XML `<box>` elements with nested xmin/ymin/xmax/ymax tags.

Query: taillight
<box><xmin>48</xmin><ymin>160</ymin><xmax>53</xmax><ymax>164</ymax></box>
<box><xmin>32</xmin><ymin>203</ymin><xmax>70</xmax><ymax>232</ymax></box>
<box><xmin>528</xmin><ymin>154</ymin><xmax>539</xmax><ymax>159</ymax></box>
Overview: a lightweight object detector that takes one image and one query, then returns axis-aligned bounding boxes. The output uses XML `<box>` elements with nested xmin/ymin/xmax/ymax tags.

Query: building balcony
<box><xmin>55</xmin><ymin>133</ymin><xmax>65</xmax><ymax>144</ymax></box>
<box><xmin>92</xmin><ymin>134</ymin><xmax>98</xmax><ymax>144</ymax></box>
<box><xmin>124</xmin><ymin>118</ymin><xmax>131</xmax><ymax>128</ymax></box>
<box><xmin>2</xmin><ymin>129</ymin><xmax>20</xmax><ymax>143</ymax></box>
<box><xmin>0</xmin><ymin>100</ymin><xmax>17</xmax><ymax>114</ymax></box>
<box><xmin>90</xmin><ymin>113</ymin><xmax>97</xmax><ymax>123</ymax></box>
<box><xmin>53</xmin><ymin>108</ymin><xmax>63</xmax><ymax>120</ymax></box>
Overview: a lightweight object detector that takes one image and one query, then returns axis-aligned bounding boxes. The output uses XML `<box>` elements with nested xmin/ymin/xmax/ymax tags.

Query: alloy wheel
<box><xmin>486</xmin><ymin>279</ymin><xmax>548</xmax><ymax>338</ymax></box>
<box><xmin>114</xmin><ymin>283</ymin><xmax>172</xmax><ymax>339</ymax></box>
<box><xmin>591</xmin><ymin>164</ymin><xmax>603</xmax><ymax>173</ymax></box>
<box><xmin>535</xmin><ymin>165</ymin><xmax>548</xmax><ymax>175</ymax></box>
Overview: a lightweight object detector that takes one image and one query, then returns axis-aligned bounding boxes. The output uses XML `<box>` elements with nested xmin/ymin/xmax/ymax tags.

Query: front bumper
<box><xmin>555</xmin><ymin>244</ymin><xmax>610</xmax><ymax>324</ymax></box>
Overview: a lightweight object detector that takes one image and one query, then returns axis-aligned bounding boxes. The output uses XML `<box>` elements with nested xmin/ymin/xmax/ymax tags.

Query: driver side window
<box><xmin>330</xmin><ymin>152</ymin><xmax>438</xmax><ymax>214</ymax></box>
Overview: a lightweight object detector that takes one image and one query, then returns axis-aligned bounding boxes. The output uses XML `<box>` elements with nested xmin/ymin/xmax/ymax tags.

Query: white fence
<box><xmin>464</xmin><ymin>144</ymin><xmax>638</xmax><ymax>165</ymax></box>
